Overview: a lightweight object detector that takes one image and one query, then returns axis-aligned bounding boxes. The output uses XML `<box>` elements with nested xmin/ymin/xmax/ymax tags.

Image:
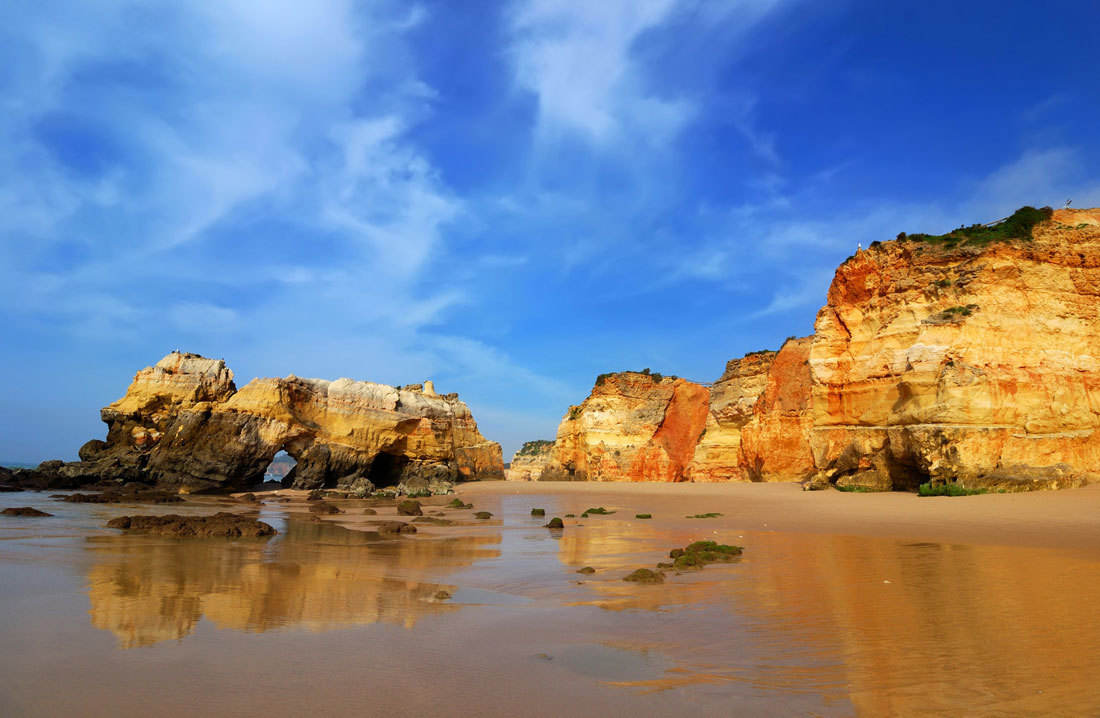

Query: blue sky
<box><xmin>2</xmin><ymin>0</ymin><xmax>1099</xmax><ymax>464</ymax></box>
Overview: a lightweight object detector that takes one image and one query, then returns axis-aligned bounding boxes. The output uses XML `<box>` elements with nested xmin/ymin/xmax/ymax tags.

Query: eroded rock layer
<box><xmin>528</xmin><ymin>208</ymin><xmax>1100</xmax><ymax>490</ymax></box>
<box><xmin>47</xmin><ymin>352</ymin><xmax>503</xmax><ymax>492</ymax></box>
<box><xmin>809</xmin><ymin>208</ymin><xmax>1100</xmax><ymax>491</ymax></box>
<box><xmin>541</xmin><ymin>372</ymin><xmax>710</xmax><ymax>482</ymax></box>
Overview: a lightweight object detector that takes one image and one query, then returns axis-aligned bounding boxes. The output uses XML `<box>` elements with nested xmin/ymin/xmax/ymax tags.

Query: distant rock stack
<box><xmin>506</xmin><ymin>440</ymin><xmax>556</xmax><ymax>481</ymax></box>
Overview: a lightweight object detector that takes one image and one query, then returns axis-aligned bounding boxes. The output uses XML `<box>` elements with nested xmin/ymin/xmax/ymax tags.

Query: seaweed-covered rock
<box><xmin>237</xmin><ymin>493</ymin><xmax>258</xmax><ymax>503</ymax></box>
<box><xmin>1</xmin><ymin>507</ymin><xmax>53</xmax><ymax>517</ymax></box>
<box><xmin>397</xmin><ymin>500</ymin><xmax>423</xmax><ymax>516</ymax></box>
<box><xmin>474</xmin><ymin>511</ymin><xmax>493</xmax><ymax>520</ymax></box>
<box><xmin>362</xmin><ymin>508</ymin><xmax>377</xmax><ymax>515</ymax></box>
<box><xmin>308</xmin><ymin>501</ymin><xmax>341</xmax><ymax>515</ymax></box>
<box><xmin>530</xmin><ymin>508</ymin><xmax>545</xmax><ymax>516</ymax></box>
<box><xmin>375</xmin><ymin>521</ymin><xmax>417</xmax><ymax>535</ymax></box>
<box><xmin>448</xmin><ymin>498</ymin><xmax>472</xmax><ymax>509</ymax></box>
<box><xmin>576</xmin><ymin>566</ymin><xmax>595</xmax><ymax>574</ymax></box>
<box><xmin>623</xmin><ymin>568</ymin><xmax>665</xmax><ymax>584</ymax></box>
<box><xmin>544</xmin><ymin>517</ymin><xmax>564</xmax><ymax>529</ymax></box>
<box><xmin>412</xmin><ymin>516</ymin><xmax>454</xmax><ymax>525</ymax></box>
<box><xmin>105</xmin><ymin>512</ymin><xmax>275</xmax><ymax>538</ymax></box>
<box><xmin>670</xmin><ymin>540</ymin><xmax>743</xmax><ymax>569</ymax></box>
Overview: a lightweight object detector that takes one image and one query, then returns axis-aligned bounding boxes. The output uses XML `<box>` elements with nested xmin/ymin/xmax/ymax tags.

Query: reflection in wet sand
<box><xmin>86</xmin><ymin>518</ymin><xmax>501</xmax><ymax>648</ymax></box>
<box><xmin>742</xmin><ymin>534</ymin><xmax>1100</xmax><ymax>716</ymax></box>
<box><xmin>556</xmin><ymin>524</ymin><xmax>1100</xmax><ymax>714</ymax></box>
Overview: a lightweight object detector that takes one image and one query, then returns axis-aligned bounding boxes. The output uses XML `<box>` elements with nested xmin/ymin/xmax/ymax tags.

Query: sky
<box><xmin>2</xmin><ymin>0</ymin><xmax>1099</xmax><ymax>464</ymax></box>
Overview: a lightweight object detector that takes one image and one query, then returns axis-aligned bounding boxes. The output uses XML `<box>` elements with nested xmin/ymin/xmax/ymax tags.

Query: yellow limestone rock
<box><xmin>66</xmin><ymin>352</ymin><xmax>504</xmax><ymax>492</ymax></box>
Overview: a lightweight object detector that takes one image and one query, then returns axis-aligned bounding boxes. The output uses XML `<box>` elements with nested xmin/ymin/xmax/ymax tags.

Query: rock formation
<box><xmin>525</xmin><ymin>207</ymin><xmax>1100</xmax><ymax>491</ymax></box>
<box><xmin>537</xmin><ymin>371</ymin><xmax>709</xmax><ymax>482</ymax></box>
<box><xmin>809</xmin><ymin>207</ymin><xmax>1100</xmax><ymax>491</ymax></box>
<box><xmin>506</xmin><ymin>440</ymin><xmax>555</xmax><ymax>481</ymax></box>
<box><xmin>32</xmin><ymin>352</ymin><xmax>503</xmax><ymax>493</ymax></box>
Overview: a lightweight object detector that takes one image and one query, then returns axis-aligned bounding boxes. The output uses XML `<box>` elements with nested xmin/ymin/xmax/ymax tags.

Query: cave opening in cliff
<box><xmin>368</xmin><ymin>451</ymin><xmax>408</xmax><ymax>487</ymax></box>
<box><xmin>263</xmin><ymin>450</ymin><xmax>296</xmax><ymax>484</ymax></box>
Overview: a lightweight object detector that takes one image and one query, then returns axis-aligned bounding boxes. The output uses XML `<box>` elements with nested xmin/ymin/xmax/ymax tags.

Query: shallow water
<box><xmin>1</xmin><ymin>491</ymin><xmax>1099</xmax><ymax>716</ymax></box>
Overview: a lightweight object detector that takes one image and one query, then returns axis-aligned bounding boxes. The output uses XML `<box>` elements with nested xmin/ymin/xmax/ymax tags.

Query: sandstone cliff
<box><xmin>506</xmin><ymin>440</ymin><xmax>555</xmax><ymax>481</ymax></box>
<box><xmin>809</xmin><ymin>207</ymin><xmax>1100</xmax><ymax>491</ymax></box>
<box><xmin>538</xmin><ymin>371</ymin><xmax>709</xmax><ymax>482</ymax></box>
<box><xmin>528</xmin><ymin>207</ymin><xmax>1100</xmax><ymax>491</ymax></box>
<box><xmin>51</xmin><ymin>352</ymin><xmax>503</xmax><ymax>492</ymax></box>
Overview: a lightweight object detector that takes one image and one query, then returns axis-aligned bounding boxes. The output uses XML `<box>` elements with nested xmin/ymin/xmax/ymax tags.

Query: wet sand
<box><xmin>459</xmin><ymin>480</ymin><xmax>1100</xmax><ymax>553</ymax></box>
<box><xmin>2</xmin><ymin>483</ymin><xmax>1100</xmax><ymax>717</ymax></box>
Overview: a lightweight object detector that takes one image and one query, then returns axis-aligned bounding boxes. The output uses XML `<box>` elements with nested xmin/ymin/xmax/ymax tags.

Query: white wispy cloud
<box><xmin>508</xmin><ymin>0</ymin><xmax>690</xmax><ymax>145</ymax></box>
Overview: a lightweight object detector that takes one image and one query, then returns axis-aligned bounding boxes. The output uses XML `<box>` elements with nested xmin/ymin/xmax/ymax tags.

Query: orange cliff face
<box><xmin>808</xmin><ymin>207</ymin><xmax>1100</xmax><ymax>491</ymax></box>
<box><xmin>527</xmin><ymin>208</ymin><xmax>1100</xmax><ymax>491</ymax></box>
<box><xmin>739</xmin><ymin>336</ymin><xmax>816</xmax><ymax>481</ymax></box>
<box><xmin>541</xmin><ymin>372</ymin><xmax>709</xmax><ymax>482</ymax></box>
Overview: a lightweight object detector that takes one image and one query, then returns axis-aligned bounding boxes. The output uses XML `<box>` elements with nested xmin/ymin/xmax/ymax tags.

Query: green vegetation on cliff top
<box><xmin>897</xmin><ymin>205</ymin><xmax>1053</xmax><ymax>248</ymax></box>
<box><xmin>595</xmin><ymin>367</ymin><xmax>677</xmax><ymax>386</ymax></box>
<box><xmin>516</xmin><ymin>439</ymin><xmax>554</xmax><ymax>456</ymax></box>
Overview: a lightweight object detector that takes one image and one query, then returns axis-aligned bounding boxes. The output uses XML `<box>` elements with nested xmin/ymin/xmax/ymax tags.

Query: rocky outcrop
<box><xmin>686</xmin><ymin>351</ymin><xmax>774</xmax><ymax>482</ymax></box>
<box><xmin>528</xmin><ymin>208</ymin><xmax>1100</xmax><ymax>491</ymax></box>
<box><xmin>506</xmin><ymin>440</ymin><xmax>555</xmax><ymax>481</ymax></box>
<box><xmin>37</xmin><ymin>352</ymin><xmax>503</xmax><ymax>493</ymax></box>
<box><xmin>686</xmin><ymin>339</ymin><xmax>816</xmax><ymax>483</ymax></box>
<box><xmin>540</xmin><ymin>371</ymin><xmax>709</xmax><ymax>482</ymax></box>
<box><xmin>808</xmin><ymin>207</ymin><xmax>1100</xmax><ymax>491</ymax></box>
<box><xmin>740</xmin><ymin>337</ymin><xmax>817</xmax><ymax>482</ymax></box>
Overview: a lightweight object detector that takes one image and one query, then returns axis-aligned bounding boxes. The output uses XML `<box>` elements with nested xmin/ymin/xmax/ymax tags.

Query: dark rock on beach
<box><xmin>397</xmin><ymin>499</ymin><xmax>423</xmax><ymax>516</ymax></box>
<box><xmin>374</xmin><ymin>521</ymin><xmax>417</xmax><ymax>535</ymax></box>
<box><xmin>1</xmin><ymin>507</ymin><xmax>53</xmax><ymax>517</ymax></box>
<box><xmin>105</xmin><ymin>512</ymin><xmax>276</xmax><ymax>538</ymax></box>
<box><xmin>62</xmin><ymin>489</ymin><xmax>183</xmax><ymax>504</ymax></box>
<box><xmin>412</xmin><ymin>516</ymin><xmax>454</xmax><ymax>525</ymax></box>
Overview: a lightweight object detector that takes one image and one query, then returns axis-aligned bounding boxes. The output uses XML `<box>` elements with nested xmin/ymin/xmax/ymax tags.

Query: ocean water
<box><xmin>1</xmin><ymin>490</ymin><xmax>1098</xmax><ymax>716</ymax></box>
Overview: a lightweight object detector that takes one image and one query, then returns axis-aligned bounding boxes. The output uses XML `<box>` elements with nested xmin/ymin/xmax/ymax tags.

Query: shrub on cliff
<box><xmin>903</xmin><ymin>205</ymin><xmax>1053</xmax><ymax>247</ymax></box>
<box><xmin>595</xmin><ymin>368</ymin><xmax>669</xmax><ymax>386</ymax></box>
<box><xmin>516</xmin><ymin>440</ymin><xmax>554</xmax><ymax>456</ymax></box>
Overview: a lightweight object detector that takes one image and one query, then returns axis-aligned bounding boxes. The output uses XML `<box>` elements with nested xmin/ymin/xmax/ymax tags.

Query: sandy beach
<box><xmin>451</xmin><ymin>481</ymin><xmax>1100</xmax><ymax>553</ymax></box>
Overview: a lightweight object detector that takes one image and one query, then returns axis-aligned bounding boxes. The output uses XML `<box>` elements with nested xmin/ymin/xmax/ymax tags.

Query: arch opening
<box><xmin>263</xmin><ymin>450</ymin><xmax>297</xmax><ymax>486</ymax></box>
<box><xmin>368</xmin><ymin>452</ymin><xmax>409</xmax><ymax>487</ymax></box>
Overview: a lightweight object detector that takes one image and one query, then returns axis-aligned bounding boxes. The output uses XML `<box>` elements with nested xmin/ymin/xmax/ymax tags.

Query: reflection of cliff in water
<box><xmin>739</xmin><ymin>534</ymin><xmax>1100</xmax><ymax>716</ymax></box>
<box><xmin>556</xmin><ymin>524</ymin><xmax>1100</xmax><ymax>713</ymax></box>
<box><xmin>86</xmin><ymin>519</ymin><xmax>501</xmax><ymax>649</ymax></box>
